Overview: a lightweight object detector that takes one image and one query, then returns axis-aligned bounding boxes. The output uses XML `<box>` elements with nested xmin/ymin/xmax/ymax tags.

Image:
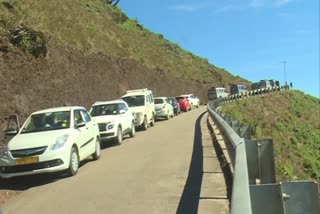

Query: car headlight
<box><xmin>51</xmin><ymin>134</ymin><xmax>70</xmax><ymax>151</ymax></box>
<box><xmin>107</xmin><ymin>124</ymin><xmax>114</xmax><ymax>130</ymax></box>
<box><xmin>1</xmin><ymin>145</ymin><xmax>9</xmax><ymax>159</ymax></box>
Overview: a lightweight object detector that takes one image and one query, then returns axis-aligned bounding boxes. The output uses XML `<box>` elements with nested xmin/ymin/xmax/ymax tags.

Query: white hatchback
<box><xmin>154</xmin><ymin>97</ymin><xmax>174</xmax><ymax>120</ymax></box>
<box><xmin>89</xmin><ymin>99</ymin><xmax>135</xmax><ymax>145</ymax></box>
<box><xmin>0</xmin><ymin>106</ymin><xmax>101</xmax><ymax>179</ymax></box>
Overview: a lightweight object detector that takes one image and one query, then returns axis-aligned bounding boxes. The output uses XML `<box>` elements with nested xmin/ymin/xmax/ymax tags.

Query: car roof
<box><xmin>92</xmin><ymin>99</ymin><xmax>126</xmax><ymax>106</ymax></box>
<box><xmin>32</xmin><ymin>106</ymin><xmax>85</xmax><ymax>115</ymax></box>
<box><xmin>154</xmin><ymin>97</ymin><xmax>167</xmax><ymax>100</ymax></box>
<box><xmin>180</xmin><ymin>94</ymin><xmax>194</xmax><ymax>97</ymax></box>
<box><xmin>122</xmin><ymin>88</ymin><xmax>151</xmax><ymax>97</ymax></box>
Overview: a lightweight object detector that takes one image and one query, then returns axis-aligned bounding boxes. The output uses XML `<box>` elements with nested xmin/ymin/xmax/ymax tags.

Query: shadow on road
<box><xmin>176</xmin><ymin>111</ymin><xmax>206</xmax><ymax>214</ymax></box>
<box><xmin>0</xmin><ymin>158</ymin><xmax>96</xmax><ymax>191</ymax></box>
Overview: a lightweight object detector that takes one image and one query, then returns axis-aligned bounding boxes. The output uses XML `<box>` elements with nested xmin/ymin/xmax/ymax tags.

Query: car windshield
<box><xmin>90</xmin><ymin>104</ymin><xmax>118</xmax><ymax>116</ymax></box>
<box><xmin>122</xmin><ymin>95</ymin><xmax>145</xmax><ymax>107</ymax></box>
<box><xmin>154</xmin><ymin>99</ymin><xmax>164</xmax><ymax>104</ymax></box>
<box><xmin>21</xmin><ymin>111</ymin><xmax>71</xmax><ymax>134</ymax></box>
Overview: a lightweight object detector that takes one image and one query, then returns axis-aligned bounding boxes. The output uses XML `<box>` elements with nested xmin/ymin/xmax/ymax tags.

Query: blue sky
<box><xmin>118</xmin><ymin>0</ymin><xmax>319</xmax><ymax>97</ymax></box>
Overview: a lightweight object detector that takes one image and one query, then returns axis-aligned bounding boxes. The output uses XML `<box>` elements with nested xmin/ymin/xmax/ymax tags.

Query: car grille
<box><xmin>100</xmin><ymin>133</ymin><xmax>114</xmax><ymax>138</ymax></box>
<box><xmin>98</xmin><ymin>123</ymin><xmax>107</xmax><ymax>132</ymax></box>
<box><xmin>10</xmin><ymin>146</ymin><xmax>48</xmax><ymax>158</ymax></box>
<box><xmin>0</xmin><ymin>159</ymin><xmax>63</xmax><ymax>173</ymax></box>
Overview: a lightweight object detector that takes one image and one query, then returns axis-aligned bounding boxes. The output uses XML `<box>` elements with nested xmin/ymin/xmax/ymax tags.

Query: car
<box><xmin>122</xmin><ymin>88</ymin><xmax>155</xmax><ymax>130</ymax></box>
<box><xmin>167</xmin><ymin>97</ymin><xmax>181</xmax><ymax>115</ymax></box>
<box><xmin>175</xmin><ymin>96</ymin><xmax>191</xmax><ymax>112</ymax></box>
<box><xmin>89</xmin><ymin>99</ymin><xmax>135</xmax><ymax>145</ymax></box>
<box><xmin>154</xmin><ymin>97</ymin><xmax>174</xmax><ymax>120</ymax></box>
<box><xmin>180</xmin><ymin>94</ymin><xmax>200</xmax><ymax>109</ymax></box>
<box><xmin>0</xmin><ymin>106</ymin><xmax>101</xmax><ymax>179</ymax></box>
<box><xmin>208</xmin><ymin>87</ymin><xmax>229</xmax><ymax>100</ymax></box>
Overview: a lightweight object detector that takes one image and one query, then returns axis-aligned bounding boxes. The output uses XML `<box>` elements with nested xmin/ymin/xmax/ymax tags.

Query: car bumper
<box><xmin>0</xmin><ymin>148</ymin><xmax>70</xmax><ymax>179</ymax></box>
<box><xmin>99</xmin><ymin>131</ymin><xmax>116</xmax><ymax>140</ymax></box>
<box><xmin>155</xmin><ymin>109</ymin><xmax>167</xmax><ymax>118</ymax></box>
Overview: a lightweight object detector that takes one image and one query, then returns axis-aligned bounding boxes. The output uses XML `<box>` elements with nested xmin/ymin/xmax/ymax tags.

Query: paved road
<box><xmin>1</xmin><ymin>107</ymin><xmax>228</xmax><ymax>214</ymax></box>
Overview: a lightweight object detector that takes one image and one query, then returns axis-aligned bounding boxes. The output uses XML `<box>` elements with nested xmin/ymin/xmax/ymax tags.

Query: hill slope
<box><xmin>0</xmin><ymin>0</ymin><xmax>247</xmax><ymax>128</ymax></box>
<box><xmin>220</xmin><ymin>90</ymin><xmax>320</xmax><ymax>181</ymax></box>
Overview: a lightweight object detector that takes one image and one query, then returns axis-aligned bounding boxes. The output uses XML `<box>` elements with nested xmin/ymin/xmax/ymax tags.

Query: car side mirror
<box><xmin>75</xmin><ymin>121</ymin><xmax>86</xmax><ymax>128</ymax></box>
<box><xmin>119</xmin><ymin>110</ymin><xmax>126</xmax><ymax>114</ymax></box>
<box><xmin>4</xmin><ymin>128</ymin><xmax>18</xmax><ymax>136</ymax></box>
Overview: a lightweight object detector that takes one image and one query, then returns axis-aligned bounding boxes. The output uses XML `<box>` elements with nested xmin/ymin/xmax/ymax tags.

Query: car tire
<box><xmin>129</xmin><ymin>121</ymin><xmax>135</xmax><ymax>138</ymax></box>
<box><xmin>115</xmin><ymin>126</ymin><xmax>123</xmax><ymax>145</ymax></box>
<box><xmin>150</xmin><ymin>114</ymin><xmax>155</xmax><ymax>127</ymax></box>
<box><xmin>92</xmin><ymin>137</ymin><xmax>101</xmax><ymax>160</ymax></box>
<box><xmin>142</xmin><ymin>116</ymin><xmax>148</xmax><ymax>130</ymax></box>
<box><xmin>166</xmin><ymin>112</ymin><xmax>170</xmax><ymax>120</ymax></box>
<box><xmin>67</xmin><ymin>146</ymin><xmax>79</xmax><ymax>176</ymax></box>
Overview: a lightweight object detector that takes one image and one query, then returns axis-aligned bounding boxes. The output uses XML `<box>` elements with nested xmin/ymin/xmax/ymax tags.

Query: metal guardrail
<box><xmin>207</xmin><ymin>98</ymin><xmax>320</xmax><ymax>214</ymax></box>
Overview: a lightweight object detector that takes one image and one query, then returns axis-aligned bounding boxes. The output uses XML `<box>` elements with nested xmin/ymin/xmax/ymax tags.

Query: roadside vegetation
<box><xmin>0</xmin><ymin>0</ymin><xmax>246</xmax><ymax>85</ymax></box>
<box><xmin>221</xmin><ymin>90</ymin><xmax>320</xmax><ymax>181</ymax></box>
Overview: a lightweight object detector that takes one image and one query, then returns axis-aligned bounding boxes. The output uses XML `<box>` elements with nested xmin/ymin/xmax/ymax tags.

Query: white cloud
<box><xmin>250</xmin><ymin>0</ymin><xmax>294</xmax><ymax>8</ymax></box>
<box><xmin>168</xmin><ymin>3</ymin><xmax>209</xmax><ymax>12</ymax></box>
<box><xmin>169</xmin><ymin>0</ymin><xmax>294</xmax><ymax>14</ymax></box>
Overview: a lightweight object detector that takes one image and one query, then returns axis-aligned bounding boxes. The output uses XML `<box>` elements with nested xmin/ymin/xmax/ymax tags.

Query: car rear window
<box><xmin>154</xmin><ymin>99</ymin><xmax>164</xmax><ymax>104</ymax></box>
<box><xmin>175</xmin><ymin>97</ymin><xmax>185</xmax><ymax>101</ymax></box>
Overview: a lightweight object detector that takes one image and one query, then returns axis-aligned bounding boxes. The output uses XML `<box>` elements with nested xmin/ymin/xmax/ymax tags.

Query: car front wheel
<box><xmin>92</xmin><ymin>137</ymin><xmax>101</xmax><ymax>160</ymax></box>
<box><xmin>150</xmin><ymin>114</ymin><xmax>155</xmax><ymax>127</ymax></box>
<box><xmin>67</xmin><ymin>147</ymin><xmax>79</xmax><ymax>176</ymax></box>
<box><xmin>142</xmin><ymin>116</ymin><xmax>148</xmax><ymax>130</ymax></box>
<box><xmin>115</xmin><ymin>126</ymin><xmax>123</xmax><ymax>145</ymax></box>
<box><xmin>129</xmin><ymin>122</ymin><xmax>135</xmax><ymax>138</ymax></box>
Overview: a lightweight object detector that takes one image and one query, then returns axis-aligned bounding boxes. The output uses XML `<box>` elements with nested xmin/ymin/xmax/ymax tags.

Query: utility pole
<box><xmin>282</xmin><ymin>61</ymin><xmax>287</xmax><ymax>89</ymax></box>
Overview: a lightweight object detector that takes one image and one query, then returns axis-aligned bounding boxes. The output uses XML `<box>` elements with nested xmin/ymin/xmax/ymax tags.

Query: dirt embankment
<box><xmin>0</xmin><ymin>37</ymin><xmax>210</xmax><ymax>140</ymax></box>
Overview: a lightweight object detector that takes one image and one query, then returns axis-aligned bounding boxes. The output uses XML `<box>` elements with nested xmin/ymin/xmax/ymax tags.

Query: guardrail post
<box><xmin>245</xmin><ymin>139</ymin><xmax>276</xmax><ymax>184</ymax></box>
<box><xmin>240</xmin><ymin>125</ymin><xmax>251</xmax><ymax>140</ymax></box>
<box><xmin>250</xmin><ymin>182</ymin><xmax>319</xmax><ymax>214</ymax></box>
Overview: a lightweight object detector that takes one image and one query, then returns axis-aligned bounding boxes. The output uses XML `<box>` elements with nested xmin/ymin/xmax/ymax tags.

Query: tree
<box><xmin>106</xmin><ymin>0</ymin><xmax>121</xmax><ymax>6</ymax></box>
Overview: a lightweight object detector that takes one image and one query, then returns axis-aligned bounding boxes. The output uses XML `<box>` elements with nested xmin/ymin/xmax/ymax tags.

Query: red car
<box><xmin>175</xmin><ymin>96</ymin><xmax>191</xmax><ymax>112</ymax></box>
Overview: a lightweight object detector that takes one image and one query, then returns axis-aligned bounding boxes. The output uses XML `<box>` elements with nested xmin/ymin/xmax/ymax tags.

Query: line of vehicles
<box><xmin>208</xmin><ymin>79</ymin><xmax>281</xmax><ymax>100</ymax></box>
<box><xmin>0</xmin><ymin>89</ymin><xmax>200</xmax><ymax>180</ymax></box>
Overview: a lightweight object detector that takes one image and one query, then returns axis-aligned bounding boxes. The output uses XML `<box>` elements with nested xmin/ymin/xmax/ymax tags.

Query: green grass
<box><xmin>221</xmin><ymin>90</ymin><xmax>320</xmax><ymax>181</ymax></box>
<box><xmin>0</xmin><ymin>0</ymin><xmax>246</xmax><ymax>85</ymax></box>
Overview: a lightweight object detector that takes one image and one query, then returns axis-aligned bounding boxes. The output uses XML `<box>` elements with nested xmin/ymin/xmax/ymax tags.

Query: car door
<box><xmin>119</xmin><ymin>103</ymin><xmax>131</xmax><ymax>132</ymax></box>
<box><xmin>80</xmin><ymin>109</ymin><xmax>96</xmax><ymax>158</ymax></box>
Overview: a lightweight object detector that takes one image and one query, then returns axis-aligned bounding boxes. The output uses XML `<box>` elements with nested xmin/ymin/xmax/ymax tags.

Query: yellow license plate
<box><xmin>16</xmin><ymin>156</ymin><xmax>39</xmax><ymax>165</ymax></box>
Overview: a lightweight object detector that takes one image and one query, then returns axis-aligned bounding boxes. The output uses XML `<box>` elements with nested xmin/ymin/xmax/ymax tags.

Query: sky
<box><xmin>118</xmin><ymin>0</ymin><xmax>319</xmax><ymax>97</ymax></box>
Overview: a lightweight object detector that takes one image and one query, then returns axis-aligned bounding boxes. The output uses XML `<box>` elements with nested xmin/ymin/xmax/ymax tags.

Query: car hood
<box><xmin>128</xmin><ymin>106</ymin><xmax>145</xmax><ymax>114</ymax></box>
<box><xmin>8</xmin><ymin>129</ymin><xmax>71</xmax><ymax>150</ymax></box>
<box><xmin>92</xmin><ymin>115</ymin><xmax>119</xmax><ymax>124</ymax></box>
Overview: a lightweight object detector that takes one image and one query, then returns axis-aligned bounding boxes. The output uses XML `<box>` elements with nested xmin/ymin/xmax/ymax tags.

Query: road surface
<box><xmin>1</xmin><ymin>107</ymin><xmax>228</xmax><ymax>214</ymax></box>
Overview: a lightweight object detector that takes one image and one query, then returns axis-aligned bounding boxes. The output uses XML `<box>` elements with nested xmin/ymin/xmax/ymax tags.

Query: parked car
<box><xmin>208</xmin><ymin>87</ymin><xmax>229</xmax><ymax>100</ymax></box>
<box><xmin>89</xmin><ymin>99</ymin><xmax>135</xmax><ymax>145</ymax></box>
<box><xmin>175</xmin><ymin>96</ymin><xmax>191</xmax><ymax>112</ymax></box>
<box><xmin>122</xmin><ymin>88</ymin><xmax>155</xmax><ymax>130</ymax></box>
<box><xmin>154</xmin><ymin>97</ymin><xmax>174</xmax><ymax>120</ymax></box>
<box><xmin>167</xmin><ymin>97</ymin><xmax>181</xmax><ymax>115</ymax></box>
<box><xmin>0</xmin><ymin>106</ymin><xmax>101</xmax><ymax>179</ymax></box>
<box><xmin>180</xmin><ymin>94</ymin><xmax>200</xmax><ymax>109</ymax></box>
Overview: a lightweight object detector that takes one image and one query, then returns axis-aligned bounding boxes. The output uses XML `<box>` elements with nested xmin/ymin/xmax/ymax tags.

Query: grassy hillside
<box><xmin>220</xmin><ymin>90</ymin><xmax>320</xmax><ymax>181</ymax></box>
<box><xmin>0</xmin><ymin>0</ymin><xmax>246</xmax><ymax>85</ymax></box>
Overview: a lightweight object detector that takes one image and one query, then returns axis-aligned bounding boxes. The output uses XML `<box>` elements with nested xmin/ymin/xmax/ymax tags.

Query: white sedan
<box><xmin>154</xmin><ymin>97</ymin><xmax>174</xmax><ymax>120</ymax></box>
<box><xmin>0</xmin><ymin>106</ymin><xmax>101</xmax><ymax>179</ymax></box>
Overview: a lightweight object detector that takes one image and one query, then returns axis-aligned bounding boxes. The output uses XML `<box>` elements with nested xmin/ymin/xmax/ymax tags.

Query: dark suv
<box><xmin>167</xmin><ymin>97</ymin><xmax>181</xmax><ymax>115</ymax></box>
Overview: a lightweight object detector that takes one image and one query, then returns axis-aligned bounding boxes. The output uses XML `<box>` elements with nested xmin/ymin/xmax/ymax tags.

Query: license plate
<box><xmin>16</xmin><ymin>156</ymin><xmax>39</xmax><ymax>165</ymax></box>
